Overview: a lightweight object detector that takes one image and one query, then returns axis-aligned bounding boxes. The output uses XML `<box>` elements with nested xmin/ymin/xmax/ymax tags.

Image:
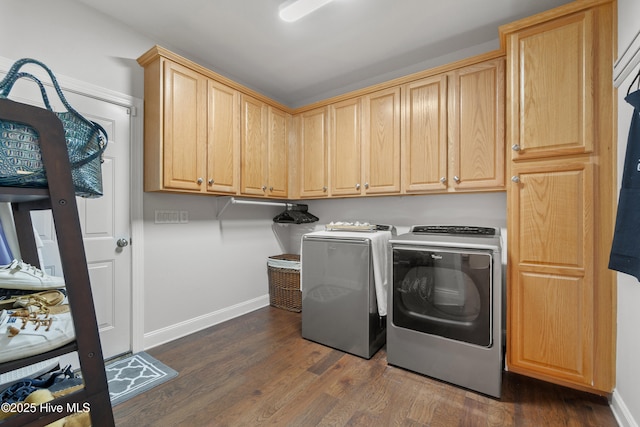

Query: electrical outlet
<box><xmin>155</xmin><ymin>210</ymin><xmax>180</xmax><ymax>224</ymax></box>
<box><xmin>179</xmin><ymin>211</ymin><xmax>189</xmax><ymax>223</ymax></box>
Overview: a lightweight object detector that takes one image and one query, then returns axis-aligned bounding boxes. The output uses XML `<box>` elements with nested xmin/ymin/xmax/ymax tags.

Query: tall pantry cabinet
<box><xmin>501</xmin><ymin>0</ymin><xmax>616</xmax><ymax>394</ymax></box>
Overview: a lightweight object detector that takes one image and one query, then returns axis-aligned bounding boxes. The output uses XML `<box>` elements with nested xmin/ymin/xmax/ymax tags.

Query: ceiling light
<box><xmin>279</xmin><ymin>0</ymin><xmax>334</xmax><ymax>22</ymax></box>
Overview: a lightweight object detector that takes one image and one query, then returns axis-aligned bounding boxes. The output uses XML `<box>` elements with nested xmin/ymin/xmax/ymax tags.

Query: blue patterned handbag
<box><xmin>0</xmin><ymin>58</ymin><xmax>108</xmax><ymax>198</ymax></box>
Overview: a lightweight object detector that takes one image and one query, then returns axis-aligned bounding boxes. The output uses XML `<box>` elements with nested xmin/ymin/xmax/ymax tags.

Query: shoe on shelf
<box><xmin>0</xmin><ymin>260</ymin><xmax>65</xmax><ymax>290</ymax></box>
<box><xmin>0</xmin><ymin>289</ymin><xmax>66</xmax><ymax>310</ymax></box>
<box><xmin>0</xmin><ymin>307</ymin><xmax>75</xmax><ymax>364</ymax></box>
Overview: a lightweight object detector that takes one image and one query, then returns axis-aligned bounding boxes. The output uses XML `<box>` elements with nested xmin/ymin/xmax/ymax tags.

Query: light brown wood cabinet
<box><xmin>208</xmin><ymin>79</ymin><xmax>240</xmax><ymax>194</ymax></box>
<box><xmin>240</xmin><ymin>95</ymin><xmax>289</xmax><ymax>198</ymax></box>
<box><xmin>330</xmin><ymin>97</ymin><xmax>362</xmax><ymax>196</ymax></box>
<box><xmin>402</xmin><ymin>59</ymin><xmax>505</xmax><ymax>194</ymax></box>
<box><xmin>139</xmin><ymin>54</ymin><xmax>240</xmax><ymax>195</ymax></box>
<box><xmin>502</xmin><ymin>1</ymin><xmax>615</xmax><ymax>394</ymax></box>
<box><xmin>362</xmin><ymin>87</ymin><xmax>402</xmax><ymax>195</ymax></box>
<box><xmin>298</xmin><ymin>106</ymin><xmax>329</xmax><ymax>198</ymax></box>
<box><xmin>156</xmin><ymin>60</ymin><xmax>207</xmax><ymax>192</ymax></box>
<box><xmin>328</xmin><ymin>87</ymin><xmax>402</xmax><ymax>197</ymax></box>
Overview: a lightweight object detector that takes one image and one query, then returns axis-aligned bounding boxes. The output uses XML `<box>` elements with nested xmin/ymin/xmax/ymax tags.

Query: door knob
<box><xmin>116</xmin><ymin>238</ymin><xmax>129</xmax><ymax>248</ymax></box>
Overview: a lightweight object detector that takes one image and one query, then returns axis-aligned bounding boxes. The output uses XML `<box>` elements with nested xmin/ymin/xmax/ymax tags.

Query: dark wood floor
<box><xmin>113</xmin><ymin>307</ymin><xmax>617</xmax><ymax>427</ymax></box>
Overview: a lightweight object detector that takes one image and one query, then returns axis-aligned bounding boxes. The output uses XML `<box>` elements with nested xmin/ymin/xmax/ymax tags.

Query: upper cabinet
<box><xmin>362</xmin><ymin>87</ymin><xmax>401</xmax><ymax>195</ymax></box>
<box><xmin>507</xmin><ymin>11</ymin><xmax>594</xmax><ymax>161</ymax></box>
<box><xmin>138</xmin><ymin>47</ymin><xmax>287</xmax><ymax>197</ymax></box>
<box><xmin>240</xmin><ymin>95</ymin><xmax>289</xmax><ymax>198</ymax></box>
<box><xmin>402</xmin><ymin>74</ymin><xmax>448</xmax><ymax>193</ymax></box>
<box><xmin>298</xmin><ymin>107</ymin><xmax>329</xmax><ymax>198</ymax></box>
<box><xmin>140</xmin><ymin>54</ymin><xmax>241</xmax><ymax>195</ymax></box>
<box><xmin>327</xmin><ymin>87</ymin><xmax>402</xmax><ymax>198</ymax></box>
<box><xmin>401</xmin><ymin>58</ymin><xmax>505</xmax><ymax>194</ymax></box>
<box><xmin>330</xmin><ymin>97</ymin><xmax>362</xmax><ymax>197</ymax></box>
<box><xmin>155</xmin><ymin>60</ymin><xmax>208</xmax><ymax>192</ymax></box>
<box><xmin>266</xmin><ymin>107</ymin><xmax>290</xmax><ymax>199</ymax></box>
<box><xmin>448</xmin><ymin>59</ymin><xmax>505</xmax><ymax>190</ymax></box>
<box><xmin>208</xmin><ymin>79</ymin><xmax>240</xmax><ymax>194</ymax></box>
<box><xmin>240</xmin><ymin>94</ymin><xmax>267</xmax><ymax>196</ymax></box>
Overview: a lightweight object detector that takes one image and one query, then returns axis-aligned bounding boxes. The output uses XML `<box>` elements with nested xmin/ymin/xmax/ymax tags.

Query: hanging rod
<box><xmin>216</xmin><ymin>196</ymin><xmax>297</xmax><ymax>219</ymax></box>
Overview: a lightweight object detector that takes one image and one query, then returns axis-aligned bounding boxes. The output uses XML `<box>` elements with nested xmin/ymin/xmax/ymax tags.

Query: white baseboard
<box><xmin>611</xmin><ymin>389</ymin><xmax>639</xmax><ymax>427</ymax></box>
<box><xmin>143</xmin><ymin>295</ymin><xmax>270</xmax><ymax>350</ymax></box>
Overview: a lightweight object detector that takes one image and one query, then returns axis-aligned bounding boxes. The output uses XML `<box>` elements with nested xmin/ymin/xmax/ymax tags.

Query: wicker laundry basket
<box><xmin>267</xmin><ymin>254</ymin><xmax>301</xmax><ymax>312</ymax></box>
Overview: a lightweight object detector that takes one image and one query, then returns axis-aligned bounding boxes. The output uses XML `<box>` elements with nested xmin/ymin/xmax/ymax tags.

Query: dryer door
<box><xmin>392</xmin><ymin>246</ymin><xmax>494</xmax><ymax>347</ymax></box>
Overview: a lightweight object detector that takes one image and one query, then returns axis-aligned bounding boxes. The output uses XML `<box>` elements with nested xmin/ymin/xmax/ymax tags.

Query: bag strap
<box><xmin>0</xmin><ymin>71</ymin><xmax>54</xmax><ymax>111</ymax></box>
<box><xmin>0</xmin><ymin>58</ymin><xmax>109</xmax><ymax>157</ymax></box>
<box><xmin>0</xmin><ymin>58</ymin><xmax>100</xmax><ymax>131</ymax></box>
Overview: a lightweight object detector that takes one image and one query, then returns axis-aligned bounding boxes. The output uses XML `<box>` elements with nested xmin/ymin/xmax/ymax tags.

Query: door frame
<box><xmin>0</xmin><ymin>56</ymin><xmax>145</xmax><ymax>354</ymax></box>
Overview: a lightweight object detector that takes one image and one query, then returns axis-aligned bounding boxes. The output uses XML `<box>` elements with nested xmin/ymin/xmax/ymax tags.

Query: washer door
<box><xmin>392</xmin><ymin>246</ymin><xmax>493</xmax><ymax>347</ymax></box>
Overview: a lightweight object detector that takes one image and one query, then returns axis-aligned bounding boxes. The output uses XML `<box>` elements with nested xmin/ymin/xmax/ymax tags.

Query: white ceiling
<box><xmin>73</xmin><ymin>0</ymin><xmax>573</xmax><ymax>108</ymax></box>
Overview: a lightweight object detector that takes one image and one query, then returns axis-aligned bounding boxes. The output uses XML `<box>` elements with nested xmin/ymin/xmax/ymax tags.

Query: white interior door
<box><xmin>4</xmin><ymin>75</ymin><xmax>132</xmax><ymax>360</ymax></box>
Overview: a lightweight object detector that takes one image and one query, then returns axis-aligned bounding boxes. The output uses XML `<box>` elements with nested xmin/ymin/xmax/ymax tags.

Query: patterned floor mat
<box><xmin>105</xmin><ymin>352</ymin><xmax>177</xmax><ymax>406</ymax></box>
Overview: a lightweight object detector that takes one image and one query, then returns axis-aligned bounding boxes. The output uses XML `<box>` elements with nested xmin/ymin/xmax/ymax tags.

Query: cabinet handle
<box><xmin>512</xmin><ymin>144</ymin><xmax>521</xmax><ymax>152</ymax></box>
<box><xmin>454</xmin><ymin>176</ymin><xmax>460</xmax><ymax>183</ymax></box>
<box><xmin>197</xmin><ymin>178</ymin><xmax>204</xmax><ymax>185</ymax></box>
<box><xmin>440</xmin><ymin>177</ymin><xmax>447</xmax><ymax>183</ymax></box>
<box><xmin>364</xmin><ymin>182</ymin><xmax>369</xmax><ymax>189</ymax></box>
<box><xmin>208</xmin><ymin>179</ymin><xmax>214</xmax><ymax>185</ymax></box>
<box><xmin>356</xmin><ymin>183</ymin><xmax>361</xmax><ymax>190</ymax></box>
<box><xmin>511</xmin><ymin>176</ymin><xmax>520</xmax><ymax>183</ymax></box>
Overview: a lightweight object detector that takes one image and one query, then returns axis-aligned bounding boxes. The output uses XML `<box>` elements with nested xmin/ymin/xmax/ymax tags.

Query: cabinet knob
<box><xmin>356</xmin><ymin>183</ymin><xmax>361</xmax><ymax>190</ymax></box>
<box><xmin>269</xmin><ymin>186</ymin><xmax>273</xmax><ymax>192</ymax></box>
<box><xmin>454</xmin><ymin>176</ymin><xmax>460</xmax><ymax>183</ymax></box>
<box><xmin>197</xmin><ymin>177</ymin><xmax>204</xmax><ymax>185</ymax></box>
<box><xmin>262</xmin><ymin>185</ymin><xmax>267</xmax><ymax>192</ymax></box>
<box><xmin>512</xmin><ymin>144</ymin><xmax>521</xmax><ymax>152</ymax></box>
<box><xmin>364</xmin><ymin>182</ymin><xmax>369</xmax><ymax>189</ymax></box>
<box><xmin>511</xmin><ymin>176</ymin><xmax>520</xmax><ymax>183</ymax></box>
<box><xmin>440</xmin><ymin>177</ymin><xmax>447</xmax><ymax>183</ymax></box>
<box><xmin>322</xmin><ymin>186</ymin><xmax>327</xmax><ymax>192</ymax></box>
<box><xmin>208</xmin><ymin>179</ymin><xmax>214</xmax><ymax>185</ymax></box>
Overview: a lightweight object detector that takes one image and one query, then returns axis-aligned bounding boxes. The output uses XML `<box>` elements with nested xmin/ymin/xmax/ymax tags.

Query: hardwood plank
<box><xmin>113</xmin><ymin>307</ymin><xmax>617</xmax><ymax>427</ymax></box>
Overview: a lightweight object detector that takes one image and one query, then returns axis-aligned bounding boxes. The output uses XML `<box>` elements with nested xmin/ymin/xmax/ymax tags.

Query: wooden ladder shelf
<box><xmin>0</xmin><ymin>98</ymin><xmax>114</xmax><ymax>426</ymax></box>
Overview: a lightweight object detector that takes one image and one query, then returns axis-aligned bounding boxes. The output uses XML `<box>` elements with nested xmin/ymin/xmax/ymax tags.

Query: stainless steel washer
<box><xmin>387</xmin><ymin>225</ymin><xmax>503</xmax><ymax>397</ymax></box>
<box><xmin>301</xmin><ymin>227</ymin><xmax>393</xmax><ymax>359</ymax></box>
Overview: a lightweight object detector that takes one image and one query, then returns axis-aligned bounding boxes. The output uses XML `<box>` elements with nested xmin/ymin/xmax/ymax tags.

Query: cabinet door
<box><xmin>363</xmin><ymin>87</ymin><xmax>401</xmax><ymax>195</ymax></box>
<box><xmin>207</xmin><ymin>79</ymin><xmax>240</xmax><ymax>194</ymax></box>
<box><xmin>330</xmin><ymin>98</ymin><xmax>362</xmax><ymax>196</ymax></box>
<box><xmin>402</xmin><ymin>75</ymin><xmax>448</xmax><ymax>193</ymax></box>
<box><xmin>299</xmin><ymin>107</ymin><xmax>329</xmax><ymax>198</ymax></box>
<box><xmin>448</xmin><ymin>59</ymin><xmax>505</xmax><ymax>190</ymax></box>
<box><xmin>163</xmin><ymin>61</ymin><xmax>207</xmax><ymax>191</ymax></box>
<box><xmin>267</xmin><ymin>107</ymin><xmax>289</xmax><ymax>198</ymax></box>
<box><xmin>240</xmin><ymin>94</ymin><xmax>268</xmax><ymax>196</ymax></box>
<box><xmin>507</xmin><ymin>10</ymin><xmax>594</xmax><ymax>161</ymax></box>
<box><xmin>507</xmin><ymin>160</ymin><xmax>594</xmax><ymax>386</ymax></box>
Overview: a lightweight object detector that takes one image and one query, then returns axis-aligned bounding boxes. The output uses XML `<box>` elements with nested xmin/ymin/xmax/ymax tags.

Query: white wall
<box><xmin>0</xmin><ymin>2</ymin><xmax>586</xmax><ymax>382</ymax></box>
<box><xmin>613</xmin><ymin>1</ymin><xmax>640</xmax><ymax>426</ymax></box>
